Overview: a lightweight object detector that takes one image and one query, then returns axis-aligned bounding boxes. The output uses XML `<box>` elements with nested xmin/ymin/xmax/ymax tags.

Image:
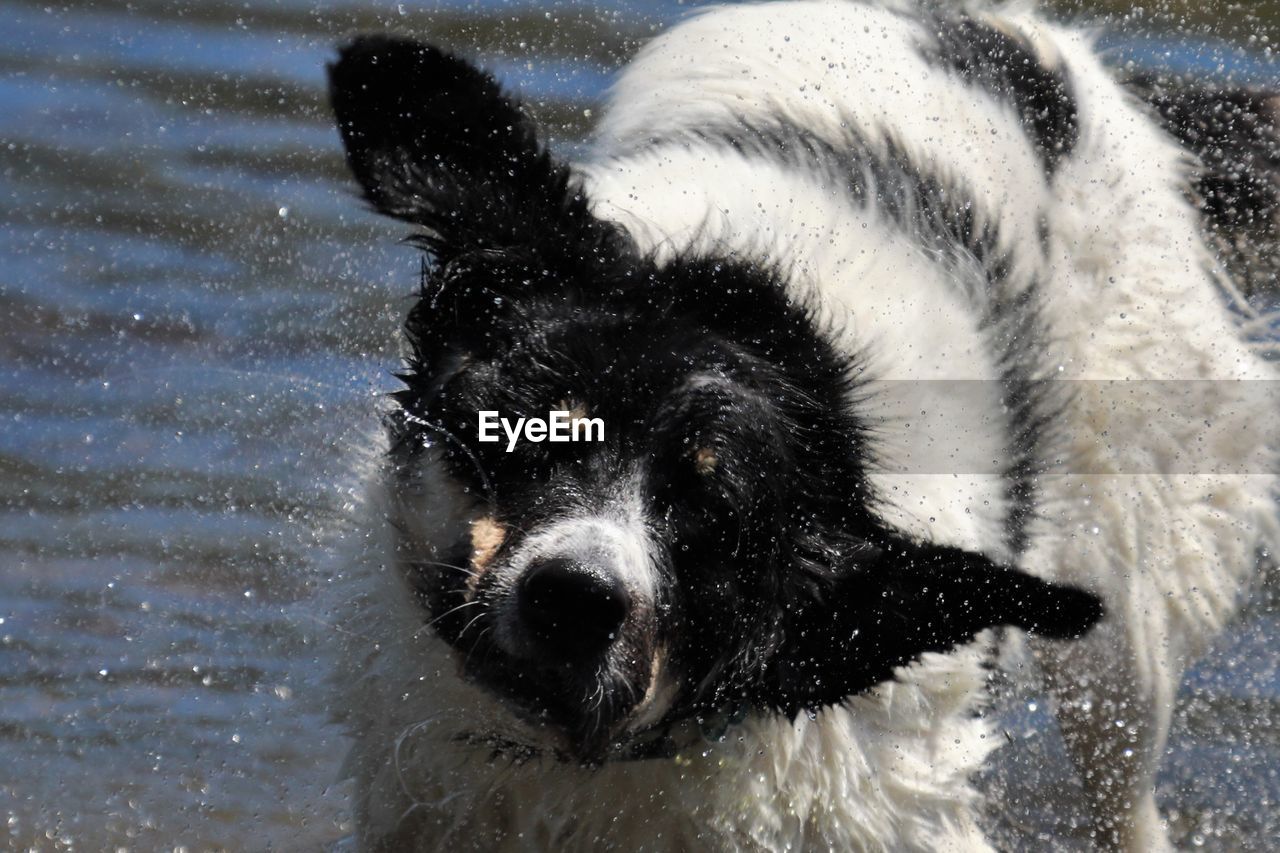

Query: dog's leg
<box><xmin>1039</xmin><ymin>612</ymin><xmax>1178</xmax><ymax>853</ymax></box>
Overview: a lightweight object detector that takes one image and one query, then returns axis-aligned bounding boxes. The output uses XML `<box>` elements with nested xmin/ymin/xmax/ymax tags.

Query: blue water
<box><xmin>0</xmin><ymin>0</ymin><xmax>1276</xmax><ymax>848</ymax></box>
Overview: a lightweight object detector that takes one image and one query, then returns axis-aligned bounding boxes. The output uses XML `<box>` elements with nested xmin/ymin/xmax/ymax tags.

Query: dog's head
<box><xmin>329</xmin><ymin>36</ymin><xmax>1103</xmax><ymax>763</ymax></box>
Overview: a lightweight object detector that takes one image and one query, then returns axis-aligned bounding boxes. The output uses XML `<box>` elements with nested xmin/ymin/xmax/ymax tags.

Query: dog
<box><xmin>323</xmin><ymin>1</ymin><xmax>1279</xmax><ymax>849</ymax></box>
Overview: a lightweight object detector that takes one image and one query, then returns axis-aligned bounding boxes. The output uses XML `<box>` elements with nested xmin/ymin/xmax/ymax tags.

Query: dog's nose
<box><xmin>518</xmin><ymin>558</ymin><xmax>628</xmax><ymax>657</ymax></box>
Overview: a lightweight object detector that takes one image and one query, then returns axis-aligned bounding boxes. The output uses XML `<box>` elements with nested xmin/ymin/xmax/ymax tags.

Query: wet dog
<box><xmin>325</xmin><ymin>2</ymin><xmax>1277</xmax><ymax>849</ymax></box>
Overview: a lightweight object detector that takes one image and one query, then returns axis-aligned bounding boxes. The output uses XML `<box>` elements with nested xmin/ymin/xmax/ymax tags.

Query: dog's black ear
<box><xmin>765</xmin><ymin>537</ymin><xmax>1104</xmax><ymax>713</ymax></box>
<box><xmin>328</xmin><ymin>35</ymin><xmax>596</xmax><ymax>256</ymax></box>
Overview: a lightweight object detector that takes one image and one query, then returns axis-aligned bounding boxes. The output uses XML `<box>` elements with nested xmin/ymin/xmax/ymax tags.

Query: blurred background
<box><xmin>0</xmin><ymin>0</ymin><xmax>1277</xmax><ymax>849</ymax></box>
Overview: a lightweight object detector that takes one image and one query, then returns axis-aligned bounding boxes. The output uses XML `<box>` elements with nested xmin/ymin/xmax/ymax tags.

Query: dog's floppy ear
<box><xmin>765</xmin><ymin>537</ymin><xmax>1104</xmax><ymax>713</ymax></box>
<box><xmin>328</xmin><ymin>35</ymin><xmax>596</xmax><ymax>257</ymax></box>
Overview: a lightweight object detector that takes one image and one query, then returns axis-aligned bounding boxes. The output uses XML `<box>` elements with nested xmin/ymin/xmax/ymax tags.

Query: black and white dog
<box><xmin>325</xmin><ymin>1</ymin><xmax>1278</xmax><ymax>849</ymax></box>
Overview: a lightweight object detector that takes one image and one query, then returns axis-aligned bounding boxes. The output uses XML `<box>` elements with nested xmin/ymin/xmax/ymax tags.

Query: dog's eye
<box><xmin>650</xmin><ymin>441</ymin><xmax>742</xmax><ymax>522</ymax></box>
<box><xmin>554</xmin><ymin>397</ymin><xmax>590</xmax><ymax>421</ymax></box>
<box><xmin>692</xmin><ymin>446</ymin><xmax>718</xmax><ymax>475</ymax></box>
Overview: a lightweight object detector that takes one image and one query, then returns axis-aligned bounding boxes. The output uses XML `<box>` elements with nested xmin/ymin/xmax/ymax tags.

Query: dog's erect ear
<box><xmin>765</xmin><ymin>538</ymin><xmax>1104</xmax><ymax>713</ymax></box>
<box><xmin>328</xmin><ymin>36</ymin><xmax>597</xmax><ymax>256</ymax></box>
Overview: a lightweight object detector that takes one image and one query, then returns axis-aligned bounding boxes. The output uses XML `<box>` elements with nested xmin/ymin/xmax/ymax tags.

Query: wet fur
<box><xmin>324</xmin><ymin>2</ymin><xmax>1279</xmax><ymax>850</ymax></box>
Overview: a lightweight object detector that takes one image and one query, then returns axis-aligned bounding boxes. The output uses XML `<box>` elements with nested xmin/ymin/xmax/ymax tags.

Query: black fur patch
<box><xmin>1127</xmin><ymin>73</ymin><xmax>1280</xmax><ymax>297</ymax></box>
<box><xmin>328</xmin><ymin>35</ymin><xmax>625</xmax><ymax>263</ymax></box>
<box><xmin>918</xmin><ymin>12</ymin><xmax>1079</xmax><ymax>174</ymax></box>
<box><xmin>762</xmin><ymin>539</ymin><xmax>1102</xmax><ymax>712</ymax></box>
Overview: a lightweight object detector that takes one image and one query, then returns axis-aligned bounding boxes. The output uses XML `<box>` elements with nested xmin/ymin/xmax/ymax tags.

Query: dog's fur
<box><xmin>323</xmin><ymin>2</ymin><xmax>1279</xmax><ymax>850</ymax></box>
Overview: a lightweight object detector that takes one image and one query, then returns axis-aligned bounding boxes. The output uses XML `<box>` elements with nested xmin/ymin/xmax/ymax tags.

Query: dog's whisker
<box><xmin>391</xmin><ymin>716</ymin><xmax>443</xmax><ymax>816</ymax></box>
<box><xmin>462</xmin><ymin>626</ymin><xmax>492</xmax><ymax>672</ymax></box>
<box><xmin>413</xmin><ymin>600</ymin><xmax>481</xmax><ymax>640</ymax></box>
<box><xmin>417</xmin><ymin>559</ymin><xmax>481</xmax><ymax>579</ymax></box>
<box><xmin>455</xmin><ymin>608</ymin><xmax>489</xmax><ymax>643</ymax></box>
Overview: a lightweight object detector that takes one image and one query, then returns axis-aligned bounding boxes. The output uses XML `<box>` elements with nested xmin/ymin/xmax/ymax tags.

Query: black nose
<box><xmin>517</xmin><ymin>558</ymin><xmax>629</xmax><ymax>658</ymax></box>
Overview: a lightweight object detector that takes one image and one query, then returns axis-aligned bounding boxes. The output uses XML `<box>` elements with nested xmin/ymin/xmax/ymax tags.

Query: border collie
<box><xmin>324</xmin><ymin>1</ymin><xmax>1279</xmax><ymax>849</ymax></box>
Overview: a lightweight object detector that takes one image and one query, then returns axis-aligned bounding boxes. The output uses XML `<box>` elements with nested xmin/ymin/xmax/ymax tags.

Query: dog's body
<box><xmin>325</xmin><ymin>2</ymin><xmax>1278</xmax><ymax>850</ymax></box>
